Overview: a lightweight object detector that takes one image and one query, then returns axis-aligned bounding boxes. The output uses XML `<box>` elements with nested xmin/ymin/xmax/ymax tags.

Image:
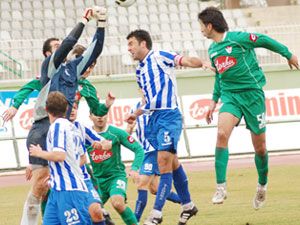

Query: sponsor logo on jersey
<box><xmin>90</xmin><ymin>149</ymin><xmax>112</xmax><ymax>163</ymax></box>
<box><xmin>225</xmin><ymin>46</ymin><xmax>232</xmax><ymax>54</ymax></box>
<box><xmin>214</xmin><ymin>56</ymin><xmax>237</xmax><ymax>73</ymax></box>
<box><xmin>249</xmin><ymin>33</ymin><xmax>258</xmax><ymax>42</ymax></box>
<box><xmin>127</xmin><ymin>135</ymin><xmax>135</xmax><ymax>143</ymax></box>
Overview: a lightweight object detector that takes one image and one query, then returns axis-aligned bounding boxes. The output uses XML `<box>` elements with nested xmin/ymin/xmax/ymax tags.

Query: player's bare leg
<box><xmin>20</xmin><ymin>167</ymin><xmax>49</xmax><ymax>225</ymax></box>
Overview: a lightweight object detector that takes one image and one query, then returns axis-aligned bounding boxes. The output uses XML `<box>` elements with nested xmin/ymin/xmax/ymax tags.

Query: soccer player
<box><xmin>20</xmin><ymin>8</ymin><xmax>109</xmax><ymax>225</ymax></box>
<box><xmin>86</xmin><ymin>112</ymin><xmax>145</xmax><ymax>225</ymax></box>
<box><xmin>29</xmin><ymin>91</ymin><xmax>105</xmax><ymax>225</ymax></box>
<box><xmin>125</xmin><ymin>29</ymin><xmax>213</xmax><ymax>225</ymax></box>
<box><xmin>198</xmin><ymin>7</ymin><xmax>299</xmax><ymax>209</ymax></box>
<box><xmin>127</xmin><ymin>99</ymin><xmax>182</xmax><ymax>223</ymax></box>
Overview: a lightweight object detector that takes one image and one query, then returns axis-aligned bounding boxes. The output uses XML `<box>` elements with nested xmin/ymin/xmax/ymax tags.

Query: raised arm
<box><xmin>3</xmin><ymin>79</ymin><xmax>42</xmax><ymax>122</ymax></box>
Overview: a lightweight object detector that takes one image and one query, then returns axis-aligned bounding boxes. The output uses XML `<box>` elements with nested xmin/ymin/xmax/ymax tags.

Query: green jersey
<box><xmin>11</xmin><ymin>78</ymin><xmax>108</xmax><ymax>116</ymax></box>
<box><xmin>86</xmin><ymin>125</ymin><xmax>144</xmax><ymax>181</ymax></box>
<box><xmin>209</xmin><ymin>31</ymin><xmax>292</xmax><ymax>102</ymax></box>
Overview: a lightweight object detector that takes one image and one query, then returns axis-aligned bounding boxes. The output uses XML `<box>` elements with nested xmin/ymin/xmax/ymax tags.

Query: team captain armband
<box><xmin>174</xmin><ymin>55</ymin><xmax>184</xmax><ymax>66</ymax></box>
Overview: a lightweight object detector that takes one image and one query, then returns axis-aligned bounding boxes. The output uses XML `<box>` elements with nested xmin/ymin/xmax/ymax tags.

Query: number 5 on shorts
<box><xmin>256</xmin><ymin>112</ymin><xmax>266</xmax><ymax>129</ymax></box>
<box><xmin>116</xmin><ymin>179</ymin><xmax>126</xmax><ymax>190</ymax></box>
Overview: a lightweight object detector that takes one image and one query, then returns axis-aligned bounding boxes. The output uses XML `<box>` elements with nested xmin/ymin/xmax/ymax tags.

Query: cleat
<box><xmin>212</xmin><ymin>183</ymin><xmax>227</xmax><ymax>204</ymax></box>
<box><xmin>143</xmin><ymin>210</ymin><xmax>163</xmax><ymax>225</ymax></box>
<box><xmin>253</xmin><ymin>183</ymin><xmax>267</xmax><ymax>210</ymax></box>
<box><xmin>102</xmin><ymin>209</ymin><xmax>115</xmax><ymax>225</ymax></box>
<box><xmin>178</xmin><ymin>205</ymin><xmax>198</xmax><ymax>225</ymax></box>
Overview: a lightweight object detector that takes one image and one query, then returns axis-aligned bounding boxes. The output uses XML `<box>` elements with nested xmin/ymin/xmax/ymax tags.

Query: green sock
<box><xmin>255</xmin><ymin>151</ymin><xmax>269</xmax><ymax>185</ymax></box>
<box><xmin>215</xmin><ymin>147</ymin><xmax>229</xmax><ymax>184</ymax></box>
<box><xmin>41</xmin><ymin>189</ymin><xmax>50</xmax><ymax>217</ymax></box>
<box><xmin>120</xmin><ymin>207</ymin><xmax>138</xmax><ymax>225</ymax></box>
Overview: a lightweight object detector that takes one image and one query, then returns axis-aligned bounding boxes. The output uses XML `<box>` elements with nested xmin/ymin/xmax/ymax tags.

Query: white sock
<box><xmin>20</xmin><ymin>192</ymin><xmax>41</xmax><ymax>225</ymax></box>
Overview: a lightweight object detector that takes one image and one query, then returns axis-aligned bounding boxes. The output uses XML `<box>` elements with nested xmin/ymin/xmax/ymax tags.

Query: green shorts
<box><xmin>220</xmin><ymin>89</ymin><xmax>266</xmax><ymax>134</ymax></box>
<box><xmin>95</xmin><ymin>176</ymin><xmax>127</xmax><ymax>205</ymax></box>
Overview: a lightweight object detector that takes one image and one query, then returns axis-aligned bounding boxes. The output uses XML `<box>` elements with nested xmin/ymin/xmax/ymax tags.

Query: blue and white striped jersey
<box><xmin>47</xmin><ymin>118</ymin><xmax>87</xmax><ymax>192</ymax></box>
<box><xmin>132</xmin><ymin>101</ymin><xmax>155</xmax><ymax>154</ymax></box>
<box><xmin>136</xmin><ymin>50</ymin><xmax>180</xmax><ymax>111</ymax></box>
<box><xmin>74</xmin><ymin>121</ymin><xmax>105</xmax><ymax>180</ymax></box>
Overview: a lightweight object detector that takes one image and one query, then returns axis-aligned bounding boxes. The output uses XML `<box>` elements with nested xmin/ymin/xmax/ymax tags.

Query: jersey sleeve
<box><xmin>79</xmin><ymin>79</ymin><xmax>109</xmax><ymax>116</ymax></box>
<box><xmin>75</xmin><ymin>28</ymin><xmax>105</xmax><ymax>78</ymax></box>
<box><xmin>234</xmin><ymin>32</ymin><xmax>292</xmax><ymax>59</ymax></box>
<box><xmin>12</xmin><ymin>79</ymin><xmax>42</xmax><ymax>109</ymax></box>
<box><xmin>51</xmin><ymin>123</ymin><xmax>68</xmax><ymax>152</ymax></box>
<box><xmin>118</xmin><ymin>128</ymin><xmax>144</xmax><ymax>171</ymax></box>
<box><xmin>84</xmin><ymin>126</ymin><xmax>105</xmax><ymax>146</ymax></box>
<box><xmin>157</xmin><ymin>50</ymin><xmax>177</xmax><ymax>67</ymax></box>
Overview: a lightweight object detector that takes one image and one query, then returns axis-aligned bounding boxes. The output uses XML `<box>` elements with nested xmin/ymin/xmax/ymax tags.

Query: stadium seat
<box><xmin>65</xmin><ymin>18</ymin><xmax>75</xmax><ymax>27</ymax></box>
<box><xmin>64</xmin><ymin>0</ymin><xmax>74</xmax><ymax>8</ymax></box>
<box><xmin>43</xmin><ymin>0</ymin><xmax>53</xmax><ymax>9</ymax></box>
<box><xmin>180</xmin><ymin>12</ymin><xmax>190</xmax><ymax>22</ymax></box>
<box><xmin>173</xmin><ymin>41</ymin><xmax>182</xmax><ymax>51</ymax></box>
<box><xmin>44</xmin><ymin>9</ymin><xmax>55</xmax><ymax>19</ymax></box>
<box><xmin>149</xmin><ymin>14</ymin><xmax>159</xmax><ymax>24</ymax></box>
<box><xmin>108</xmin><ymin>26</ymin><xmax>119</xmax><ymax>36</ymax></box>
<box><xmin>44</xmin><ymin>28</ymin><xmax>54</xmax><ymax>38</ymax></box>
<box><xmin>171</xmin><ymin>23</ymin><xmax>181</xmax><ymax>32</ymax></box>
<box><xmin>128</xmin><ymin>6</ymin><xmax>138</xmax><ymax>15</ymax></box>
<box><xmin>23</xmin><ymin>10</ymin><xmax>33</xmax><ymax>20</ymax></box>
<box><xmin>0</xmin><ymin>1</ymin><xmax>10</xmax><ymax>11</ymax></box>
<box><xmin>188</xmin><ymin>2</ymin><xmax>199</xmax><ymax>12</ymax></box>
<box><xmin>129</xmin><ymin>15</ymin><xmax>139</xmax><ymax>25</ymax></box>
<box><xmin>33</xmin><ymin>10</ymin><xmax>43</xmax><ymax>19</ymax></box>
<box><xmin>193</xmin><ymin>40</ymin><xmax>205</xmax><ymax>50</ymax></box>
<box><xmin>1</xmin><ymin>11</ymin><xmax>11</xmax><ymax>21</ymax></box>
<box><xmin>22</xmin><ymin>1</ymin><xmax>32</xmax><ymax>10</ymax></box>
<box><xmin>44</xmin><ymin>19</ymin><xmax>54</xmax><ymax>28</ymax></box>
<box><xmin>162</xmin><ymin>41</ymin><xmax>173</xmax><ymax>51</ymax></box>
<box><xmin>11</xmin><ymin>2</ymin><xmax>21</xmax><ymax>10</ymax></box>
<box><xmin>22</xmin><ymin>50</ymin><xmax>33</xmax><ymax>61</ymax></box>
<box><xmin>118</xmin><ymin>6</ymin><xmax>128</xmax><ymax>16</ymax></box>
<box><xmin>169</xmin><ymin>4</ymin><xmax>178</xmax><ymax>13</ymax></box>
<box><xmin>148</xmin><ymin>5</ymin><xmax>158</xmax><ymax>14</ymax></box>
<box><xmin>108</xmin><ymin>16</ymin><xmax>118</xmax><ymax>26</ymax></box>
<box><xmin>12</xmin><ymin>10</ymin><xmax>23</xmax><ymax>21</ymax></box>
<box><xmin>139</xmin><ymin>14</ymin><xmax>149</xmax><ymax>24</ymax></box>
<box><xmin>119</xmin><ymin>15</ymin><xmax>129</xmax><ymax>26</ymax></box>
<box><xmin>138</xmin><ymin>5</ymin><xmax>148</xmax><ymax>14</ymax></box>
<box><xmin>0</xmin><ymin>31</ymin><xmax>11</xmax><ymax>40</ymax></box>
<box><xmin>12</xmin><ymin>21</ymin><xmax>22</xmax><ymax>31</ymax></box>
<box><xmin>159</xmin><ymin>13</ymin><xmax>170</xmax><ymax>23</ymax></box>
<box><xmin>53</xmin><ymin>0</ymin><xmax>64</xmax><ymax>8</ymax></box>
<box><xmin>121</xmin><ymin>54</ymin><xmax>134</xmax><ymax>66</ymax></box>
<box><xmin>55</xmin><ymin>9</ymin><xmax>65</xmax><ymax>19</ymax></box>
<box><xmin>109</xmin><ymin>45</ymin><xmax>120</xmax><ymax>55</ymax></box>
<box><xmin>33</xmin><ymin>30</ymin><xmax>44</xmax><ymax>39</ymax></box>
<box><xmin>150</xmin><ymin>24</ymin><xmax>160</xmax><ymax>34</ymax></box>
<box><xmin>33</xmin><ymin>20</ymin><xmax>43</xmax><ymax>29</ymax></box>
<box><xmin>170</xmin><ymin>13</ymin><xmax>180</xmax><ymax>22</ymax></box>
<box><xmin>22</xmin><ymin>30</ymin><xmax>33</xmax><ymax>39</ymax></box>
<box><xmin>160</xmin><ymin>23</ymin><xmax>171</xmax><ymax>32</ymax></box>
<box><xmin>158</xmin><ymin>4</ymin><xmax>168</xmax><ymax>13</ymax></box>
<box><xmin>0</xmin><ymin>21</ymin><xmax>11</xmax><ymax>31</ymax></box>
<box><xmin>74</xmin><ymin>0</ymin><xmax>85</xmax><ymax>8</ymax></box>
<box><xmin>178</xmin><ymin>3</ymin><xmax>189</xmax><ymax>12</ymax></box>
<box><xmin>32</xmin><ymin>1</ymin><xmax>43</xmax><ymax>10</ymax></box>
<box><xmin>22</xmin><ymin>20</ymin><xmax>33</xmax><ymax>32</ymax></box>
<box><xmin>161</xmin><ymin>32</ymin><xmax>171</xmax><ymax>41</ymax></box>
<box><xmin>55</xmin><ymin>19</ymin><xmax>65</xmax><ymax>28</ymax></box>
<box><xmin>181</xmin><ymin>22</ymin><xmax>192</xmax><ymax>31</ymax></box>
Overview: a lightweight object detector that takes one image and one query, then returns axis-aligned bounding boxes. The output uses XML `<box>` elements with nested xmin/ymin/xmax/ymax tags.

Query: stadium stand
<box><xmin>0</xmin><ymin>0</ymin><xmax>299</xmax><ymax>79</ymax></box>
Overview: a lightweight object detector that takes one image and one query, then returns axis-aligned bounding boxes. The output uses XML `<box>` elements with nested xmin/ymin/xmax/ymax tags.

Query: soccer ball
<box><xmin>115</xmin><ymin>0</ymin><xmax>136</xmax><ymax>7</ymax></box>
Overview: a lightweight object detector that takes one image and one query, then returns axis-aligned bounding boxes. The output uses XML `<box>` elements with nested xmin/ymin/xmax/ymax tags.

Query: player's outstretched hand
<box><xmin>25</xmin><ymin>165</ymin><xmax>33</xmax><ymax>181</ymax></box>
<box><xmin>124</xmin><ymin>113</ymin><xmax>137</xmax><ymax>125</ymax></box>
<box><xmin>105</xmin><ymin>91</ymin><xmax>115</xmax><ymax>109</ymax></box>
<box><xmin>202</xmin><ymin>60</ymin><xmax>216</xmax><ymax>72</ymax></box>
<box><xmin>92</xmin><ymin>6</ymin><xmax>107</xmax><ymax>27</ymax></box>
<box><xmin>128</xmin><ymin>170</ymin><xmax>139</xmax><ymax>184</ymax></box>
<box><xmin>82</xmin><ymin>7</ymin><xmax>93</xmax><ymax>23</ymax></box>
<box><xmin>2</xmin><ymin>106</ymin><xmax>18</xmax><ymax>122</ymax></box>
<box><xmin>206</xmin><ymin>100</ymin><xmax>217</xmax><ymax>124</ymax></box>
<box><xmin>95</xmin><ymin>140</ymin><xmax>112</xmax><ymax>151</ymax></box>
<box><xmin>29</xmin><ymin>144</ymin><xmax>43</xmax><ymax>157</ymax></box>
<box><xmin>288</xmin><ymin>54</ymin><xmax>299</xmax><ymax>70</ymax></box>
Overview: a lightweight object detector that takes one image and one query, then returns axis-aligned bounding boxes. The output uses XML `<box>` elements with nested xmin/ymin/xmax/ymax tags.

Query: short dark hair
<box><xmin>46</xmin><ymin>91</ymin><xmax>68</xmax><ymax>118</ymax></box>
<box><xmin>198</xmin><ymin>7</ymin><xmax>229</xmax><ymax>33</ymax></box>
<box><xmin>42</xmin><ymin>37</ymin><xmax>59</xmax><ymax>57</ymax></box>
<box><xmin>70</xmin><ymin>44</ymin><xmax>97</xmax><ymax>65</ymax></box>
<box><xmin>126</xmin><ymin>29</ymin><xmax>152</xmax><ymax>50</ymax></box>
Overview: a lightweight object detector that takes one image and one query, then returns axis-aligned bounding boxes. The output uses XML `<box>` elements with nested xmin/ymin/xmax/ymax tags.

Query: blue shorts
<box><xmin>85</xmin><ymin>179</ymin><xmax>102</xmax><ymax>206</ymax></box>
<box><xmin>43</xmin><ymin>189</ymin><xmax>91</xmax><ymax>225</ymax></box>
<box><xmin>26</xmin><ymin>117</ymin><xmax>50</xmax><ymax>166</ymax></box>
<box><xmin>145</xmin><ymin>108</ymin><xmax>182</xmax><ymax>153</ymax></box>
<box><xmin>140</xmin><ymin>151</ymin><xmax>160</xmax><ymax>176</ymax></box>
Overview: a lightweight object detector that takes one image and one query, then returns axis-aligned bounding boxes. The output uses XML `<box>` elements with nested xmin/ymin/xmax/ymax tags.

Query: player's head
<box><xmin>69</xmin><ymin>102</ymin><xmax>79</xmax><ymax>122</ymax></box>
<box><xmin>127</xmin><ymin>29</ymin><xmax>152</xmax><ymax>61</ymax></box>
<box><xmin>89</xmin><ymin>112</ymin><xmax>108</xmax><ymax>130</ymax></box>
<box><xmin>198</xmin><ymin>7</ymin><xmax>228</xmax><ymax>38</ymax></box>
<box><xmin>67</xmin><ymin>44</ymin><xmax>97</xmax><ymax>78</ymax></box>
<box><xmin>42</xmin><ymin>37</ymin><xmax>60</xmax><ymax>58</ymax></box>
<box><xmin>46</xmin><ymin>91</ymin><xmax>68</xmax><ymax>119</ymax></box>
